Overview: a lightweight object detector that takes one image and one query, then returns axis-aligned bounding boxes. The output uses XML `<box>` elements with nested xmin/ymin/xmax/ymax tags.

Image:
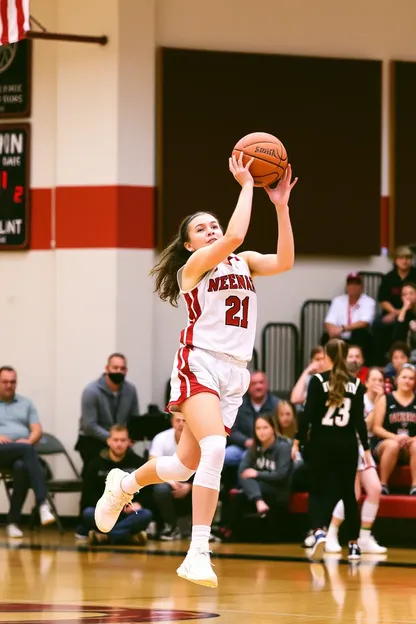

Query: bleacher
<box><xmin>241</xmin><ymin>270</ymin><xmax>416</xmax><ymax>542</ymax></box>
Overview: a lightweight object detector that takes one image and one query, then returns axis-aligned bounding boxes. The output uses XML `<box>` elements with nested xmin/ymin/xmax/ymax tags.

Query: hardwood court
<box><xmin>0</xmin><ymin>531</ymin><xmax>416</xmax><ymax>623</ymax></box>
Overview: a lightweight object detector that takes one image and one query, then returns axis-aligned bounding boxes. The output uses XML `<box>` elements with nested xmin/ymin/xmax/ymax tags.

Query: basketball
<box><xmin>232</xmin><ymin>132</ymin><xmax>288</xmax><ymax>187</ymax></box>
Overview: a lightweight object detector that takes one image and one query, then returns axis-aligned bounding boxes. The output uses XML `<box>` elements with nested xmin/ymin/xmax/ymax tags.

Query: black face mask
<box><xmin>108</xmin><ymin>372</ymin><xmax>125</xmax><ymax>385</ymax></box>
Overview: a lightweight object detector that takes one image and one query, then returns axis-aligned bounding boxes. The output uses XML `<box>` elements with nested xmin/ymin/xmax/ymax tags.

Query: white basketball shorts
<box><xmin>166</xmin><ymin>346</ymin><xmax>251</xmax><ymax>433</ymax></box>
<box><xmin>357</xmin><ymin>443</ymin><xmax>376</xmax><ymax>472</ymax></box>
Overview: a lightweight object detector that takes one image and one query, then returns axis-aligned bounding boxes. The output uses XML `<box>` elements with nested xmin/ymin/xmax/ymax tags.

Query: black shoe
<box><xmin>409</xmin><ymin>486</ymin><xmax>416</xmax><ymax>496</ymax></box>
<box><xmin>381</xmin><ymin>484</ymin><xmax>390</xmax><ymax>495</ymax></box>
<box><xmin>159</xmin><ymin>524</ymin><xmax>181</xmax><ymax>541</ymax></box>
<box><xmin>348</xmin><ymin>543</ymin><xmax>361</xmax><ymax>560</ymax></box>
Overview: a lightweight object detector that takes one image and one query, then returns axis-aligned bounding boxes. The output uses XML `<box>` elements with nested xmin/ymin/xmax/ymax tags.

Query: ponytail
<box><xmin>150</xmin><ymin>211</ymin><xmax>218</xmax><ymax>306</ymax></box>
<box><xmin>325</xmin><ymin>339</ymin><xmax>349</xmax><ymax>407</ymax></box>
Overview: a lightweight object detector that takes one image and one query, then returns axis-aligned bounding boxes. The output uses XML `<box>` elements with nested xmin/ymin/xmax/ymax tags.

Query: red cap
<box><xmin>346</xmin><ymin>272</ymin><xmax>363</xmax><ymax>284</ymax></box>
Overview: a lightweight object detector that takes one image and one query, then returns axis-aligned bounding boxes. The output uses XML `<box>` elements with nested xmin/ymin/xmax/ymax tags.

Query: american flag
<box><xmin>0</xmin><ymin>0</ymin><xmax>30</xmax><ymax>46</ymax></box>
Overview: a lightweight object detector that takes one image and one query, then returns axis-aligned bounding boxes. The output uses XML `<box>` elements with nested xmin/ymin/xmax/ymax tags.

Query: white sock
<box><xmin>120</xmin><ymin>471</ymin><xmax>141</xmax><ymax>495</ymax></box>
<box><xmin>332</xmin><ymin>500</ymin><xmax>345</xmax><ymax>522</ymax></box>
<box><xmin>189</xmin><ymin>525</ymin><xmax>211</xmax><ymax>552</ymax></box>
<box><xmin>327</xmin><ymin>523</ymin><xmax>339</xmax><ymax>539</ymax></box>
<box><xmin>359</xmin><ymin>527</ymin><xmax>371</xmax><ymax>541</ymax></box>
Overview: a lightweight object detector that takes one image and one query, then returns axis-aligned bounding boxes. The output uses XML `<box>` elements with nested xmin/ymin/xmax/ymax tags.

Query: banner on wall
<box><xmin>0</xmin><ymin>122</ymin><xmax>30</xmax><ymax>249</ymax></box>
<box><xmin>0</xmin><ymin>38</ymin><xmax>31</xmax><ymax>117</ymax></box>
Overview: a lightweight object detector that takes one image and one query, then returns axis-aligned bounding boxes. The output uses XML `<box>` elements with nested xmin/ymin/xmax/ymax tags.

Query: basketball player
<box><xmin>292</xmin><ymin>339</ymin><xmax>371</xmax><ymax>561</ymax></box>
<box><xmin>325</xmin><ymin>368</ymin><xmax>387</xmax><ymax>554</ymax></box>
<box><xmin>94</xmin><ymin>152</ymin><xmax>297</xmax><ymax>587</ymax></box>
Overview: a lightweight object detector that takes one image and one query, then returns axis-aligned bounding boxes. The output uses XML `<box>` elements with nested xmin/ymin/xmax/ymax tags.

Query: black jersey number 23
<box><xmin>321</xmin><ymin>398</ymin><xmax>351</xmax><ymax>428</ymax></box>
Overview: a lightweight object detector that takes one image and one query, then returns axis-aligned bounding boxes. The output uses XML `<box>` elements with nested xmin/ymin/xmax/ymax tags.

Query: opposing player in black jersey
<box><xmin>292</xmin><ymin>339</ymin><xmax>371</xmax><ymax>561</ymax></box>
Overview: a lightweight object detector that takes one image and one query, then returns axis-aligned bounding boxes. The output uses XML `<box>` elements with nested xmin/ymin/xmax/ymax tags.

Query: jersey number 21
<box><xmin>321</xmin><ymin>398</ymin><xmax>351</xmax><ymax>427</ymax></box>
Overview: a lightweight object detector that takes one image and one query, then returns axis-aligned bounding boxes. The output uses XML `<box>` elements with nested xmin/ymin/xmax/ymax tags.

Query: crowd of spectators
<box><xmin>0</xmin><ymin>248</ymin><xmax>415</xmax><ymax>546</ymax></box>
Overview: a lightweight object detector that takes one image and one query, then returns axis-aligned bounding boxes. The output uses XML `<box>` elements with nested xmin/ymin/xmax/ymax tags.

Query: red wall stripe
<box><xmin>31</xmin><ymin>188</ymin><xmax>52</xmax><ymax>250</ymax></box>
<box><xmin>30</xmin><ymin>185</ymin><xmax>154</xmax><ymax>250</ymax></box>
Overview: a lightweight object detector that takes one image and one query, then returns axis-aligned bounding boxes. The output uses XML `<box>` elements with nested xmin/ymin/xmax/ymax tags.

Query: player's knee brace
<box><xmin>155</xmin><ymin>453</ymin><xmax>196</xmax><ymax>482</ymax></box>
<box><xmin>193</xmin><ymin>435</ymin><xmax>226</xmax><ymax>491</ymax></box>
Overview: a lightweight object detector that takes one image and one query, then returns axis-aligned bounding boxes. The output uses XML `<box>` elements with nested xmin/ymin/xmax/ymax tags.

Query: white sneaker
<box><xmin>358</xmin><ymin>534</ymin><xmax>387</xmax><ymax>554</ymax></box>
<box><xmin>94</xmin><ymin>468</ymin><xmax>132</xmax><ymax>533</ymax></box>
<box><xmin>325</xmin><ymin>536</ymin><xmax>342</xmax><ymax>553</ymax></box>
<box><xmin>39</xmin><ymin>502</ymin><xmax>55</xmax><ymax>526</ymax></box>
<box><xmin>309</xmin><ymin>531</ymin><xmax>326</xmax><ymax>562</ymax></box>
<box><xmin>176</xmin><ymin>547</ymin><xmax>218</xmax><ymax>588</ymax></box>
<box><xmin>6</xmin><ymin>523</ymin><xmax>23</xmax><ymax>538</ymax></box>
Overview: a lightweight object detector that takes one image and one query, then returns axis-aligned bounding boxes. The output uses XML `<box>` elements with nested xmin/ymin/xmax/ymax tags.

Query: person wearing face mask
<box><xmin>75</xmin><ymin>353</ymin><xmax>140</xmax><ymax>475</ymax></box>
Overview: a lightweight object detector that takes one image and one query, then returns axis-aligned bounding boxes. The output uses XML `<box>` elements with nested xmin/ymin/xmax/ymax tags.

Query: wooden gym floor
<box><xmin>1</xmin><ymin>530</ymin><xmax>416</xmax><ymax>623</ymax></box>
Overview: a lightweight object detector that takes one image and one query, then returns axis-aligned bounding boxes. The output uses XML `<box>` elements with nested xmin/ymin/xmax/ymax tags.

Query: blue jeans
<box><xmin>80</xmin><ymin>506</ymin><xmax>152</xmax><ymax>544</ymax></box>
<box><xmin>224</xmin><ymin>445</ymin><xmax>245</xmax><ymax>466</ymax></box>
<box><xmin>0</xmin><ymin>443</ymin><xmax>48</xmax><ymax>524</ymax></box>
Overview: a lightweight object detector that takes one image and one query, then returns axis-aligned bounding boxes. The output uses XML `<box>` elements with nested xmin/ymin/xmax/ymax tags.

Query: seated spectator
<box><xmin>364</xmin><ymin>367</ymin><xmax>385</xmax><ymax>436</ymax></box>
<box><xmin>346</xmin><ymin>344</ymin><xmax>369</xmax><ymax>384</ymax></box>
<box><xmin>78</xmin><ymin>424</ymin><xmax>152</xmax><ymax>544</ymax></box>
<box><xmin>225</xmin><ymin>371</ymin><xmax>280</xmax><ymax>467</ymax></box>
<box><xmin>227</xmin><ymin>414</ymin><xmax>292</xmax><ymax>541</ymax></box>
<box><xmin>75</xmin><ymin>353</ymin><xmax>140</xmax><ymax>474</ymax></box>
<box><xmin>291</xmin><ymin>346</ymin><xmax>325</xmax><ymax>406</ymax></box>
<box><xmin>392</xmin><ymin>283</ymin><xmax>416</xmax><ymax>362</ymax></box>
<box><xmin>384</xmin><ymin>342</ymin><xmax>410</xmax><ymax>393</ymax></box>
<box><xmin>0</xmin><ymin>366</ymin><xmax>55</xmax><ymax>538</ymax></box>
<box><xmin>372</xmin><ymin>364</ymin><xmax>416</xmax><ymax>495</ymax></box>
<box><xmin>274</xmin><ymin>401</ymin><xmax>298</xmax><ymax>440</ymax></box>
<box><xmin>373</xmin><ymin>246</ymin><xmax>416</xmax><ymax>365</ymax></box>
<box><xmin>323</xmin><ymin>273</ymin><xmax>376</xmax><ymax>363</ymax></box>
<box><xmin>148</xmin><ymin>414</ymin><xmax>192</xmax><ymax>541</ymax></box>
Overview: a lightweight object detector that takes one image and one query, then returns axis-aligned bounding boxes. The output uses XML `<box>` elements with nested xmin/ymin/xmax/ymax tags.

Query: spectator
<box><xmin>225</xmin><ymin>371</ymin><xmax>280</xmax><ymax>467</ymax></box>
<box><xmin>0</xmin><ymin>366</ymin><xmax>55</xmax><ymax>538</ymax></box>
<box><xmin>291</xmin><ymin>346</ymin><xmax>326</xmax><ymax>406</ymax></box>
<box><xmin>373</xmin><ymin>246</ymin><xmax>416</xmax><ymax>365</ymax></box>
<box><xmin>227</xmin><ymin>414</ymin><xmax>293</xmax><ymax>541</ymax></box>
<box><xmin>274</xmin><ymin>401</ymin><xmax>298</xmax><ymax>440</ymax></box>
<box><xmin>384</xmin><ymin>342</ymin><xmax>410</xmax><ymax>393</ymax></box>
<box><xmin>148</xmin><ymin>414</ymin><xmax>192</xmax><ymax>540</ymax></box>
<box><xmin>346</xmin><ymin>345</ymin><xmax>369</xmax><ymax>384</ymax></box>
<box><xmin>323</xmin><ymin>273</ymin><xmax>376</xmax><ymax>362</ymax></box>
<box><xmin>392</xmin><ymin>283</ymin><xmax>416</xmax><ymax>361</ymax></box>
<box><xmin>78</xmin><ymin>424</ymin><xmax>152</xmax><ymax>545</ymax></box>
<box><xmin>372</xmin><ymin>364</ymin><xmax>416</xmax><ymax>495</ymax></box>
<box><xmin>75</xmin><ymin>353</ymin><xmax>140</xmax><ymax>474</ymax></box>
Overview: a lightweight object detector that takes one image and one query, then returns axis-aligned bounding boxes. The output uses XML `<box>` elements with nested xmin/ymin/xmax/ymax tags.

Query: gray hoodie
<box><xmin>78</xmin><ymin>374</ymin><xmax>140</xmax><ymax>442</ymax></box>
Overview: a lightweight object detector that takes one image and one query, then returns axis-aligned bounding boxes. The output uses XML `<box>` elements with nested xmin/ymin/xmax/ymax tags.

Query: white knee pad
<box><xmin>193</xmin><ymin>435</ymin><xmax>226</xmax><ymax>491</ymax></box>
<box><xmin>155</xmin><ymin>453</ymin><xmax>195</xmax><ymax>482</ymax></box>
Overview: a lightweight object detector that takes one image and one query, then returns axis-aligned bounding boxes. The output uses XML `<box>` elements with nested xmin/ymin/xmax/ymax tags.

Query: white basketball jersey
<box><xmin>177</xmin><ymin>254</ymin><xmax>257</xmax><ymax>362</ymax></box>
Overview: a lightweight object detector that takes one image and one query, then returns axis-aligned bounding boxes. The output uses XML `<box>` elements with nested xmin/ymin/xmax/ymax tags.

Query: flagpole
<box><xmin>26</xmin><ymin>31</ymin><xmax>108</xmax><ymax>45</ymax></box>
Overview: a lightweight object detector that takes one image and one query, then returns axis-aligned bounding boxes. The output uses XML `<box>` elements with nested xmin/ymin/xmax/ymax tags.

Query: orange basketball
<box><xmin>232</xmin><ymin>132</ymin><xmax>288</xmax><ymax>187</ymax></box>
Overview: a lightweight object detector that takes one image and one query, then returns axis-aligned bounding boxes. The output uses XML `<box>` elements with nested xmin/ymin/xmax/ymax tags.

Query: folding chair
<box><xmin>35</xmin><ymin>433</ymin><xmax>83</xmax><ymax>533</ymax></box>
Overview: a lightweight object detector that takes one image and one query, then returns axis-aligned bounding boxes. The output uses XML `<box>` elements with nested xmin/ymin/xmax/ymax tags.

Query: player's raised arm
<box><xmin>182</xmin><ymin>153</ymin><xmax>254</xmax><ymax>282</ymax></box>
<box><xmin>240</xmin><ymin>165</ymin><xmax>297</xmax><ymax>277</ymax></box>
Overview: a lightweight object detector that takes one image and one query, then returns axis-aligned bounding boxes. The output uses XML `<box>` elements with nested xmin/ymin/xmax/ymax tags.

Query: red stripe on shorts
<box><xmin>165</xmin><ymin>346</ymin><xmax>218</xmax><ymax>413</ymax></box>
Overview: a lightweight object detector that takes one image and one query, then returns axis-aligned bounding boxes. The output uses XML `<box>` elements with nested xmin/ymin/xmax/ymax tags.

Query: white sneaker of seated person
<box><xmin>176</xmin><ymin>547</ymin><xmax>218</xmax><ymax>588</ymax></box>
<box><xmin>6</xmin><ymin>523</ymin><xmax>23</xmax><ymax>538</ymax></box>
<box><xmin>39</xmin><ymin>502</ymin><xmax>55</xmax><ymax>526</ymax></box>
<box><xmin>358</xmin><ymin>533</ymin><xmax>387</xmax><ymax>554</ymax></box>
<box><xmin>94</xmin><ymin>468</ymin><xmax>133</xmax><ymax>533</ymax></box>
